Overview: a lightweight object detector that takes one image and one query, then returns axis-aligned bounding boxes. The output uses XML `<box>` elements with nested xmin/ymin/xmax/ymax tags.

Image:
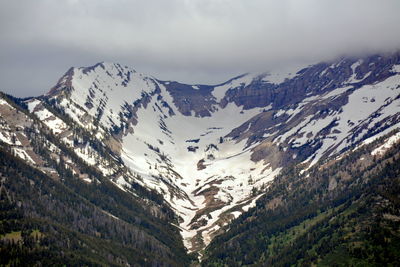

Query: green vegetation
<box><xmin>0</xmin><ymin>146</ymin><xmax>194</xmax><ymax>266</ymax></box>
<box><xmin>0</xmin><ymin>89</ymin><xmax>198</xmax><ymax>266</ymax></box>
<box><xmin>2</xmin><ymin>90</ymin><xmax>400</xmax><ymax>266</ymax></box>
<box><xmin>203</xmin><ymin>135</ymin><xmax>400</xmax><ymax>266</ymax></box>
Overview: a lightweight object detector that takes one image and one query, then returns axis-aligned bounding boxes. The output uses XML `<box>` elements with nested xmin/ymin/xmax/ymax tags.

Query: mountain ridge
<box><xmin>1</xmin><ymin>51</ymin><xmax>400</xmax><ymax>260</ymax></box>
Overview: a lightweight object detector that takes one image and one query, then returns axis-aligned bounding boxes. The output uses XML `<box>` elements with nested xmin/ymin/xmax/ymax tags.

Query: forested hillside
<box><xmin>203</xmin><ymin>132</ymin><xmax>400</xmax><ymax>266</ymax></box>
<box><xmin>0</xmin><ymin>145</ymin><xmax>194</xmax><ymax>266</ymax></box>
<box><xmin>0</xmin><ymin>94</ymin><xmax>193</xmax><ymax>266</ymax></box>
<box><xmin>1</xmin><ymin>52</ymin><xmax>400</xmax><ymax>265</ymax></box>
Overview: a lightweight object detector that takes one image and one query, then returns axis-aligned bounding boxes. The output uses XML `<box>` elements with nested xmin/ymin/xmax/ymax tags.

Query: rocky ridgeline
<box><xmin>1</xmin><ymin>52</ymin><xmax>400</xmax><ymax>254</ymax></box>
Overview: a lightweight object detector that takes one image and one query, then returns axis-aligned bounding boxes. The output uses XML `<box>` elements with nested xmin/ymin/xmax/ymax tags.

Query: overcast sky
<box><xmin>1</xmin><ymin>0</ymin><xmax>400</xmax><ymax>97</ymax></box>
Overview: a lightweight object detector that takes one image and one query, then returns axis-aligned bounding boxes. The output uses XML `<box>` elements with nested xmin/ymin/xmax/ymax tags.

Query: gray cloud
<box><xmin>1</xmin><ymin>0</ymin><xmax>400</xmax><ymax>97</ymax></box>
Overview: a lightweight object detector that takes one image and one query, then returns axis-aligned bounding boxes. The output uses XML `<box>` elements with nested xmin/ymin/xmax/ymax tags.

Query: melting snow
<box><xmin>12</xmin><ymin>148</ymin><xmax>35</xmax><ymax>164</ymax></box>
<box><xmin>119</xmin><ymin>82</ymin><xmax>278</xmax><ymax>250</ymax></box>
<box><xmin>68</xmin><ymin>63</ymin><xmax>158</xmax><ymax>129</ymax></box>
<box><xmin>0</xmin><ymin>98</ymin><xmax>12</xmax><ymax>107</ymax></box>
<box><xmin>371</xmin><ymin>131</ymin><xmax>400</xmax><ymax>156</ymax></box>
<box><xmin>35</xmin><ymin>108</ymin><xmax>68</xmax><ymax>134</ymax></box>
<box><xmin>306</xmin><ymin>74</ymin><xmax>400</xmax><ymax>166</ymax></box>
<box><xmin>0</xmin><ymin>132</ymin><xmax>14</xmax><ymax>145</ymax></box>
<box><xmin>42</xmin><ymin>60</ymin><xmax>400</xmax><ymax>252</ymax></box>
<box><xmin>392</xmin><ymin>64</ymin><xmax>400</xmax><ymax>73</ymax></box>
<box><xmin>26</xmin><ymin>99</ymin><xmax>41</xmax><ymax>112</ymax></box>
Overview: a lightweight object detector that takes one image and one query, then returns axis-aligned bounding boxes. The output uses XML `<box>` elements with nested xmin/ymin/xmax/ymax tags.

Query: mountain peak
<box><xmin>79</xmin><ymin>61</ymin><xmax>136</xmax><ymax>74</ymax></box>
<box><xmin>0</xmin><ymin>51</ymin><xmax>400</xmax><ymax>260</ymax></box>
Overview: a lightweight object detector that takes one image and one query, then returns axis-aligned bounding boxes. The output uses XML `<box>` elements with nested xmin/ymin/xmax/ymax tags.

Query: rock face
<box><xmin>161</xmin><ymin>82</ymin><xmax>217</xmax><ymax>117</ymax></box>
<box><xmin>221</xmin><ymin>54</ymin><xmax>400</xmax><ymax>110</ymax></box>
<box><xmin>1</xmin><ymin>52</ymin><xmax>400</xmax><ymax>254</ymax></box>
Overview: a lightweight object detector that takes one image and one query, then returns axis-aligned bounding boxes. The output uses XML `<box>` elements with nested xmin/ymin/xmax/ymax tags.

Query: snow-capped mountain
<box><xmin>2</xmin><ymin>52</ymin><xmax>400</xmax><ymax>253</ymax></box>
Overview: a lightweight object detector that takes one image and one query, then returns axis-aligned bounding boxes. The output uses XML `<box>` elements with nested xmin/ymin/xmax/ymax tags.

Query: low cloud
<box><xmin>1</xmin><ymin>0</ymin><xmax>400</xmax><ymax>97</ymax></box>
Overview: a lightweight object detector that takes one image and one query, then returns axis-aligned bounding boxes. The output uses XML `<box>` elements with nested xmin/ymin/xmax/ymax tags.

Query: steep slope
<box><xmin>202</xmin><ymin>130</ymin><xmax>400</xmax><ymax>266</ymax></box>
<box><xmin>0</xmin><ymin>94</ymin><xmax>192</xmax><ymax>266</ymax></box>
<box><xmin>2</xmin><ymin>52</ymin><xmax>400</xmax><ymax>255</ymax></box>
<box><xmin>18</xmin><ymin>52</ymin><xmax>400</xmax><ymax>253</ymax></box>
<box><xmin>0</xmin><ymin>147</ymin><xmax>191</xmax><ymax>266</ymax></box>
<box><xmin>33</xmin><ymin>63</ymin><xmax>278</xmax><ymax>252</ymax></box>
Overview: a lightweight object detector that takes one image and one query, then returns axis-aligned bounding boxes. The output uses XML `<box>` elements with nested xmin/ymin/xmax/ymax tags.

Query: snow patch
<box><xmin>119</xmin><ymin>90</ymin><xmax>276</xmax><ymax>251</ymax></box>
<box><xmin>26</xmin><ymin>99</ymin><xmax>41</xmax><ymax>112</ymax></box>
<box><xmin>371</xmin><ymin>131</ymin><xmax>400</xmax><ymax>156</ymax></box>
<box><xmin>0</xmin><ymin>132</ymin><xmax>14</xmax><ymax>145</ymax></box>
<box><xmin>306</xmin><ymin>74</ymin><xmax>400</xmax><ymax>166</ymax></box>
<box><xmin>34</xmin><ymin>108</ymin><xmax>68</xmax><ymax>135</ymax></box>
<box><xmin>0</xmin><ymin>98</ymin><xmax>12</xmax><ymax>107</ymax></box>
<box><xmin>12</xmin><ymin>148</ymin><xmax>35</xmax><ymax>164</ymax></box>
<box><xmin>391</xmin><ymin>64</ymin><xmax>400</xmax><ymax>73</ymax></box>
<box><xmin>116</xmin><ymin>176</ymin><xmax>131</xmax><ymax>188</ymax></box>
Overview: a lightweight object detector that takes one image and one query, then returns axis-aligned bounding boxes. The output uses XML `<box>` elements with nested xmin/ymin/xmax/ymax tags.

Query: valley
<box><xmin>1</xmin><ymin>52</ymin><xmax>400</xmax><ymax>265</ymax></box>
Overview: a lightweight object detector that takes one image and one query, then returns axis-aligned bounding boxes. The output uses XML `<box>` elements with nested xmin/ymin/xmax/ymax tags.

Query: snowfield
<box><xmin>24</xmin><ymin>56</ymin><xmax>400</xmax><ymax>252</ymax></box>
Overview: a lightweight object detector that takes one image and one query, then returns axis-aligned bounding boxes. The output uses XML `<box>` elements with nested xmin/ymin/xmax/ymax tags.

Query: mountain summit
<box><xmin>1</xmin><ymin>52</ymin><xmax>400</xmax><ymax>264</ymax></box>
